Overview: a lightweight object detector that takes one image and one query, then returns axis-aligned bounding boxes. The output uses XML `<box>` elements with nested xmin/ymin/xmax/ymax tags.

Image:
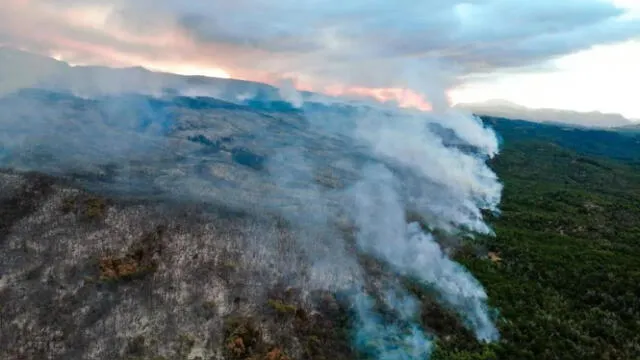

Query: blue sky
<box><xmin>2</xmin><ymin>0</ymin><xmax>640</xmax><ymax>118</ymax></box>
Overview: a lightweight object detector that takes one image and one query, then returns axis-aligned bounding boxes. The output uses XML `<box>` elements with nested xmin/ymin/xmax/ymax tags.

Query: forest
<box><xmin>430</xmin><ymin>117</ymin><xmax>640</xmax><ymax>359</ymax></box>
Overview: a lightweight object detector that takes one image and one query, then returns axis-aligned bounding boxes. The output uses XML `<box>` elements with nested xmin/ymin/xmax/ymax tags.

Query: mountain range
<box><xmin>455</xmin><ymin>99</ymin><xmax>636</xmax><ymax>128</ymax></box>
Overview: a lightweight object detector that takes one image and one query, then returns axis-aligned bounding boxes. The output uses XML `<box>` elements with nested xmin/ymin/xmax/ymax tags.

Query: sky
<box><xmin>1</xmin><ymin>0</ymin><xmax>640</xmax><ymax>118</ymax></box>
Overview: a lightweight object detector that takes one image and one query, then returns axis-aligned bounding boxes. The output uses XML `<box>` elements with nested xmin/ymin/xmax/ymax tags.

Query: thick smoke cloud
<box><xmin>0</xmin><ymin>83</ymin><xmax>502</xmax><ymax>358</ymax></box>
<box><xmin>350</xmin><ymin>165</ymin><xmax>498</xmax><ymax>341</ymax></box>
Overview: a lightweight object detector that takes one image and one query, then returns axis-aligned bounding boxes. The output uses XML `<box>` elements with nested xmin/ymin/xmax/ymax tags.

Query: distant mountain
<box><xmin>614</xmin><ymin>123</ymin><xmax>640</xmax><ymax>133</ymax></box>
<box><xmin>456</xmin><ymin>99</ymin><xmax>635</xmax><ymax>128</ymax></box>
<box><xmin>0</xmin><ymin>46</ymin><xmax>289</xmax><ymax>104</ymax></box>
<box><xmin>480</xmin><ymin>115</ymin><xmax>640</xmax><ymax>163</ymax></box>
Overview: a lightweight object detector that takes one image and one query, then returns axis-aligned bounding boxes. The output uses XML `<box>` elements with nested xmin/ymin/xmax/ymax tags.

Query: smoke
<box><xmin>258</xmin><ymin>85</ymin><xmax>502</xmax><ymax>355</ymax></box>
<box><xmin>350</xmin><ymin>109</ymin><xmax>501</xmax><ymax>235</ymax></box>
<box><xmin>350</xmin><ymin>164</ymin><xmax>498</xmax><ymax>341</ymax></box>
<box><xmin>276</xmin><ymin>78</ymin><xmax>303</xmax><ymax>108</ymax></box>
<box><xmin>0</xmin><ymin>54</ymin><xmax>503</xmax><ymax>359</ymax></box>
<box><xmin>0</xmin><ymin>90</ymin><xmax>174</xmax><ymax>176</ymax></box>
<box><xmin>255</xmin><ymin>92</ymin><xmax>502</xmax><ymax>355</ymax></box>
<box><xmin>353</xmin><ymin>291</ymin><xmax>433</xmax><ymax>360</ymax></box>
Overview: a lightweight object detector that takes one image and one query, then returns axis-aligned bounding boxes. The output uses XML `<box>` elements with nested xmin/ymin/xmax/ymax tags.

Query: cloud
<box><xmin>1</xmin><ymin>0</ymin><xmax>639</xmax><ymax>105</ymax></box>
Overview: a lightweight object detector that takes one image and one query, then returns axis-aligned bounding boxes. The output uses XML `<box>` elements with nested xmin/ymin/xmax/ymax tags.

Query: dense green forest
<box><xmin>431</xmin><ymin>117</ymin><xmax>640</xmax><ymax>359</ymax></box>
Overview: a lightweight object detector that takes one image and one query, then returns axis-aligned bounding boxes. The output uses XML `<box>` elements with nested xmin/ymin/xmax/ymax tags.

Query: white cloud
<box><xmin>1</xmin><ymin>0</ymin><xmax>639</xmax><ymax>114</ymax></box>
<box><xmin>451</xmin><ymin>40</ymin><xmax>640</xmax><ymax>119</ymax></box>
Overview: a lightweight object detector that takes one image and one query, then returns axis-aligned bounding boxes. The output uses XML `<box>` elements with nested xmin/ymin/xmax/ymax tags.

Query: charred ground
<box><xmin>0</xmin><ymin>169</ymin><xmax>482</xmax><ymax>360</ymax></box>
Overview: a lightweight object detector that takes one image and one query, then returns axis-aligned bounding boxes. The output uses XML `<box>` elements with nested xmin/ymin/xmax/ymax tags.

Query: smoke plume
<box><xmin>0</xmin><ymin>49</ymin><xmax>503</xmax><ymax>358</ymax></box>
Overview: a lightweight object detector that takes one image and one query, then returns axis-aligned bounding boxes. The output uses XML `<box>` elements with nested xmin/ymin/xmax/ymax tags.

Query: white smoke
<box><xmin>248</xmin><ymin>90</ymin><xmax>503</xmax><ymax>356</ymax></box>
<box><xmin>277</xmin><ymin>78</ymin><xmax>304</xmax><ymax>108</ymax></box>
<box><xmin>352</xmin><ymin>109</ymin><xmax>502</xmax><ymax>234</ymax></box>
<box><xmin>350</xmin><ymin>163</ymin><xmax>498</xmax><ymax>342</ymax></box>
<box><xmin>353</xmin><ymin>291</ymin><xmax>433</xmax><ymax>360</ymax></box>
<box><xmin>0</xmin><ymin>49</ymin><xmax>504</xmax><ymax>359</ymax></box>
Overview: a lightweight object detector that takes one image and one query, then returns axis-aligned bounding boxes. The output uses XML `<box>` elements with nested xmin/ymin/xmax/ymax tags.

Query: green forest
<box><xmin>431</xmin><ymin>117</ymin><xmax>640</xmax><ymax>360</ymax></box>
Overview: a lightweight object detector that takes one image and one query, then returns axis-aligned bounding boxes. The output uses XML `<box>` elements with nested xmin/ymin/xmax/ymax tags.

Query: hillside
<box><xmin>484</xmin><ymin>116</ymin><xmax>640</xmax><ymax>163</ymax></box>
<box><xmin>0</xmin><ymin>89</ymin><xmax>500</xmax><ymax>360</ymax></box>
<box><xmin>1</xmin><ymin>92</ymin><xmax>640</xmax><ymax>360</ymax></box>
<box><xmin>440</xmin><ymin>117</ymin><xmax>640</xmax><ymax>359</ymax></box>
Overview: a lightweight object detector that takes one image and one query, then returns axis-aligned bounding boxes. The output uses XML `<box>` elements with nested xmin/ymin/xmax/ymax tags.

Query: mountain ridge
<box><xmin>456</xmin><ymin>99</ymin><xmax>635</xmax><ymax>128</ymax></box>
